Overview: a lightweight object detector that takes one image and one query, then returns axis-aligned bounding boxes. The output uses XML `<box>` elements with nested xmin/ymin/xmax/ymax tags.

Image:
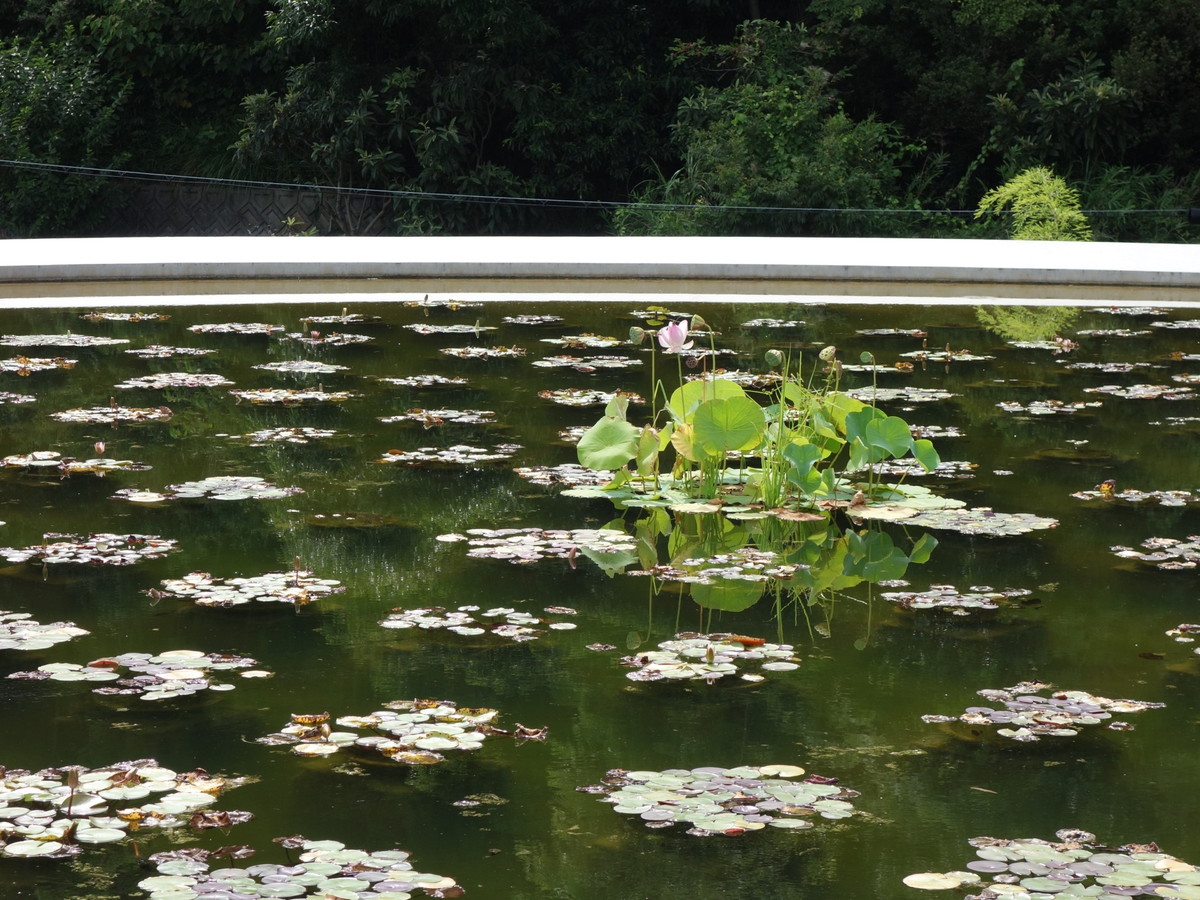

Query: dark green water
<box><xmin>0</xmin><ymin>298</ymin><xmax>1197</xmax><ymax>898</ymax></box>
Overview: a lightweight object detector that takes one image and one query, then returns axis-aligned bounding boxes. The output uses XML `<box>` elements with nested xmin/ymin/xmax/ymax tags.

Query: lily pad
<box><xmin>845</xmin><ymin>387</ymin><xmax>958</xmax><ymax>404</ymax></box>
<box><xmin>0</xmin><ymin>356</ymin><xmax>76</xmax><ymax>374</ymax></box>
<box><xmin>440</xmin><ymin>346</ymin><xmax>526</xmax><ymax>360</ymax></box>
<box><xmin>880</xmin><ymin>584</ymin><xmax>1036</xmax><ymax>616</ymax></box>
<box><xmin>437</xmin><ymin>526</ymin><xmax>638</xmax><ymax>567</ymax></box>
<box><xmin>0</xmin><ymin>334</ymin><xmax>130</xmax><ymax>347</ymax></box>
<box><xmin>380</xmin><ymin>604</ymin><xmax>577</xmax><ymax>642</ymax></box>
<box><xmin>1150</xmin><ymin>318</ymin><xmax>1200</xmax><ymax>329</ymax></box>
<box><xmin>187</xmin><ymin>323</ymin><xmax>282</xmax><ymax>335</ymax></box>
<box><xmin>114</xmin><ymin>476</ymin><xmax>303</xmax><ymax>503</ymax></box>
<box><xmin>114</xmin><ymin>373</ymin><xmax>234</xmax><ymax>389</ymax></box>
<box><xmin>378</xmin><ymin>408</ymin><xmax>496</xmax><ymax>426</ymax></box>
<box><xmin>0</xmin><ymin>611</ymin><xmax>90</xmax><ymax>651</ymax></box>
<box><xmin>1058</xmin><ymin>360</ymin><xmax>1160</xmax><ymax>372</ymax></box>
<box><xmin>404</xmin><ymin>323</ymin><xmax>497</xmax><ymax>335</ymax></box>
<box><xmin>80</xmin><ymin>311</ymin><xmax>170</xmax><ymax>323</ymax></box>
<box><xmin>1071</xmin><ymin>483</ymin><xmax>1200</xmax><ymax>506</ymax></box>
<box><xmin>1111</xmin><ymin>535</ymin><xmax>1200</xmax><ymax>570</ymax></box>
<box><xmin>0</xmin><ymin>533</ymin><xmax>179</xmax><ymax>566</ymax></box>
<box><xmin>377</xmin><ymin>444</ymin><xmax>522</xmax><ymax>467</ymax></box>
<box><xmin>537</xmin><ymin>388</ymin><xmax>645</xmax><ymax>407</ymax></box>
<box><xmin>898</xmin><ymin>350</ymin><xmax>995</xmax><ymax>363</ymax></box>
<box><xmin>124</xmin><ymin>345</ymin><xmax>216</xmax><ymax>358</ymax></box>
<box><xmin>281</xmin><ymin>331</ymin><xmax>373</xmax><ymax>346</ymax></box>
<box><xmin>1074</xmin><ymin>328</ymin><xmax>1151</xmax><ymax>337</ymax></box>
<box><xmin>0</xmin><ymin>391</ymin><xmax>37</xmax><ymax>404</ymax></box>
<box><xmin>540</xmin><ymin>333</ymin><xmax>625</xmax><ymax>349</ymax></box>
<box><xmin>253</xmin><ymin>360</ymin><xmax>349</xmax><ymax>375</ymax></box>
<box><xmin>620</xmin><ymin>633</ymin><xmax>801</xmax><ymax>683</ymax></box>
<box><xmin>513</xmin><ymin>464</ymin><xmax>615</xmax><ymax>487</ymax></box>
<box><xmin>219</xmin><ymin>427</ymin><xmax>339</xmax><ymax>445</ymax></box>
<box><xmin>922</xmin><ymin>680</ymin><xmax>1164</xmax><ymax>741</ymax></box>
<box><xmin>742</xmin><ymin>318</ymin><xmax>806</xmax><ymax>328</ymax></box>
<box><xmin>684</xmin><ymin>369</ymin><xmax>783</xmax><ymax>389</ymax></box>
<box><xmin>501</xmin><ymin>314</ymin><xmax>564</xmax><ymax>325</ymax></box>
<box><xmin>634</xmin><ymin>547</ymin><xmax>803</xmax><ymax>586</ymax></box>
<box><xmin>147</xmin><ymin>569</ymin><xmax>345</xmax><ymax>608</ymax></box>
<box><xmin>230</xmin><ymin>388</ymin><xmax>360</xmax><ymax>405</ymax></box>
<box><xmin>300</xmin><ymin>312</ymin><xmax>384</xmax><ymax>325</ymax></box>
<box><xmin>996</xmin><ymin>399</ymin><xmax>1103</xmax><ymax>415</ymax></box>
<box><xmin>50</xmin><ymin>405</ymin><xmax>173</xmax><ymax>424</ymax></box>
<box><xmin>901</xmin><ymin>507</ymin><xmax>1058</xmax><ymax>536</ymax></box>
<box><xmin>373</xmin><ymin>374</ymin><xmax>470</xmax><ymax>388</ymax></box>
<box><xmin>1083</xmin><ymin>383</ymin><xmax>1193</xmax><ymax>400</ymax></box>
<box><xmin>1</xmin><ymin>451</ymin><xmax>151</xmax><ymax>475</ymax></box>
<box><xmin>404</xmin><ymin>295</ymin><xmax>481</xmax><ymax>309</ymax></box>
<box><xmin>533</xmin><ymin>355</ymin><xmax>643</xmax><ymax>371</ymax></box>
<box><xmin>581</xmin><ymin>765</ymin><xmax>857</xmax><ymax>836</ymax></box>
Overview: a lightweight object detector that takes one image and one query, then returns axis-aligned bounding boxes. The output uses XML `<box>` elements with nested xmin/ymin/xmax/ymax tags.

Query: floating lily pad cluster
<box><xmin>440</xmin><ymin>346</ymin><xmax>525</xmax><ymax>359</ymax></box>
<box><xmin>1166</xmin><ymin>623</ymin><xmax>1200</xmax><ymax>657</ymax></box>
<box><xmin>220</xmin><ymin>426</ymin><xmax>339</xmax><ymax>445</ymax></box>
<box><xmin>114</xmin><ymin>372</ymin><xmax>234</xmax><ymax>389</ymax></box>
<box><xmin>901</xmin><ymin>508</ymin><xmax>1058</xmax><ymax>536</ymax></box>
<box><xmin>404</xmin><ymin>323</ymin><xmax>497</xmax><ymax>335</ymax></box>
<box><xmin>187</xmin><ymin>323</ymin><xmax>282</xmax><ymax>335</ymax></box>
<box><xmin>621</xmin><ymin>633</ymin><xmax>800</xmax><ymax>683</ymax></box>
<box><xmin>921</xmin><ymin>681</ymin><xmax>1164</xmax><ymax>742</ymax></box>
<box><xmin>742</xmin><ymin>317</ymin><xmax>806</xmax><ymax>328</ymax></box>
<box><xmin>436</xmin><ymin>527</ymin><xmax>638</xmax><ymax>565</ymax></box>
<box><xmin>502</xmin><ymin>314</ymin><xmax>563</xmax><ymax>325</ymax></box>
<box><xmin>850</xmin><ymin>459</ymin><xmax>976</xmax><ymax>479</ymax></box>
<box><xmin>880</xmin><ymin>584</ymin><xmax>1036</xmax><ymax>616</ymax></box>
<box><xmin>1095</xmin><ymin>306</ymin><xmax>1168</xmax><ymax>315</ymax></box>
<box><xmin>0</xmin><ymin>533</ymin><xmax>179</xmax><ymax>566</ymax></box>
<box><xmin>0</xmin><ymin>356</ymin><xmax>76</xmax><ymax>374</ymax></box>
<box><xmin>147</xmin><ymin>569</ymin><xmax>345</xmax><ymax>608</ymax></box>
<box><xmin>379</xmin><ymin>604</ymin><xmax>577</xmax><ymax>641</ymax></box>
<box><xmin>9</xmin><ymin>649</ymin><xmax>271</xmax><ymax>701</ymax></box>
<box><xmin>540</xmin><ymin>333</ymin><xmax>624</xmax><ymax>349</ymax></box>
<box><xmin>685</xmin><ymin>369</ymin><xmax>783</xmax><ymax>388</ymax></box>
<box><xmin>114</xmin><ymin>476</ymin><xmax>302</xmax><ymax>503</ymax></box>
<box><xmin>1111</xmin><ymin>535</ymin><xmax>1200</xmax><ymax>570</ymax></box>
<box><xmin>1075</xmin><ymin>327</ymin><xmax>1150</xmax><ymax>337</ymax></box>
<box><xmin>846</xmin><ymin>386</ymin><xmax>958</xmax><ymax>404</ymax></box>
<box><xmin>282</xmin><ymin>332</ymin><xmax>374</xmax><ymax>347</ymax></box>
<box><xmin>1071</xmin><ymin>485</ymin><xmax>1199</xmax><ymax>506</ymax></box>
<box><xmin>124</xmin><ymin>345</ymin><xmax>216</xmax><ymax>358</ymax></box>
<box><xmin>138</xmin><ymin>839</ymin><xmax>463</xmax><ymax>900</ymax></box>
<box><xmin>1</xmin><ymin>450</ymin><xmax>151</xmax><ymax>475</ymax></box>
<box><xmin>995</xmin><ymin>399</ymin><xmax>1103</xmax><ymax>415</ymax></box>
<box><xmin>533</xmin><ymin>355</ymin><xmax>642</xmax><ymax>371</ymax></box>
<box><xmin>80</xmin><ymin>311</ymin><xmax>170</xmax><ymax>323</ymax></box>
<box><xmin>899</xmin><ymin>349</ymin><xmax>995</xmax><ymax>363</ymax></box>
<box><xmin>374</xmin><ymin>374</ymin><xmax>470</xmax><ymax>388</ymax></box>
<box><xmin>0</xmin><ymin>758</ymin><xmax>250</xmax><ymax>857</ymax></box>
<box><xmin>253</xmin><ymin>360</ymin><xmax>349</xmax><ymax>375</ymax></box>
<box><xmin>404</xmin><ymin>296</ymin><xmax>481</xmax><ymax>309</ymax></box>
<box><xmin>1151</xmin><ymin>318</ymin><xmax>1200</xmax><ymax>329</ymax></box>
<box><xmin>257</xmin><ymin>700</ymin><xmax>534</xmax><ymax>765</ymax></box>
<box><xmin>378</xmin><ymin>408</ymin><xmax>496</xmax><ymax>427</ymax></box>
<box><xmin>230</xmin><ymin>388</ymin><xmax>360</xmax><ymax>405</ymax></box>
<box><xmin>1007</xmin><ymin>338</ymin><xmax>1077</xmax><ymax>353</ymax></box>
<box><xmin>0</xmin><ymin>334</ymin><xmax>129</xmax><ymax>347</ymax></box>
<box><xmin>301</xmin><ymin>312</ymin><xmax>384</xmax><ymax>325</ymax></box>
<box><xmin>1083</xmin><ymin>383</ymin><xmax>1193</xmax><ymax>400</ymax></box>
<box><xmin>581</xmin><ymin>765</ymin><xmax>857</xmax><ymax>836</ymax></box>
<box><xmin>377</xmin><ymin>444</ymin><xmax>522</xmax><ymax>467</ymax></box>
<box><xmin>0</xmin><ymin>391</ymin><xmax>35</xmax><ymax>404</ymax></box>
<box><xmin>903</xmin><ymin>829</ymin><xmax>1200</xmax><ymax>897</ymax></box>
<box><xmin>857</xmin><ymin>328</ymin><xmax>926</xmax><ymax>337</ymax></box>
<box><xmin>512</xmin><ymin>463</ymin><xmax>614</xmax><ymax>487</ymax></box>
<box><xmin>635</xmin><ymin>548</ymin><xmax>801</xmax><ymax>585</ymax></box>
<box><xmin>50</xmin><ymin>405</ymin><xmax>173</xmax><ymax>424</ymax></box>
<box><xmin>0</xmin><ymin>611</ymin><xmax>89</xmax><ymax>651</ymax></box>
<box><xmin>537</xmin><ymin>388</ymin><xmax>644</xmax><ymax>407</ymax></box>
<box><xmin>1059</xmin><ymin>360</ymin><xmax>1158</xmax><ymax>372</ymax></box>
<box><xmin>910</xmin><ymin>424</ymin><xmax>965</xmax><ymax>439</ymax></box>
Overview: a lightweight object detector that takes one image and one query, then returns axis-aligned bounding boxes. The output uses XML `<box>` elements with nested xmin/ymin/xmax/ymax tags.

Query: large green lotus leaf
<box><xmin>579</xmin><ymin>545</ymin><xmax>639</xmax><ymax>578</ymax></box>
<box><xmin>690</xmin><ymin>579</ymin><xmax>765</xmax><ymax>612</ymax></box>
<box><xmin>668</xmin><ymin>379</ymin><xmax>745</xmax><ymax>422</ymax></box>
<box><xmin>912</xmin><ymin>438</ymin><xmax>941</xmax><ymax>472</ymax></box>
<box><xmin>866</xmin><ymin>416</ymin><xmax>915</xmax><ymax>458</ymax></box>
<box><xmin>577</xmin><ymin>416</ymin><xmax>640</xmax><ymax>470</ymax></box>
<box><xmin>692</xmin><ymin>396</ymin><xmax>766</xmax><ymax>457</ymax></box>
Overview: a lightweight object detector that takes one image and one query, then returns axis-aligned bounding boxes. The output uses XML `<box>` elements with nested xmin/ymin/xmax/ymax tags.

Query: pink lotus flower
<box><xmin>657</xmin><ymin>320</ymin><xmax>694</xmax><ymax>354</ymax></box>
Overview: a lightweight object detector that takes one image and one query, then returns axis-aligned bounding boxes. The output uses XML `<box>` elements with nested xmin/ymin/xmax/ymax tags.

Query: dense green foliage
<box><xmin>1</xmin><ymin>1</ymin><xmax>1198</xmax><ymax>238</ymax></box>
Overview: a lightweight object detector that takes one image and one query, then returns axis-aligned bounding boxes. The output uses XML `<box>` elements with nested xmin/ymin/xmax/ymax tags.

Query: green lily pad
<box><xmin>380</xmin><ymin>604</ymin><xmax>576</xmax><ymax>642</ymax></box>
<box><xmin>50</xmin><ymin>405</ymin><xmax>173</xmax><ymax>424</ymax></box>
<box><xmin>0</xmin><ymin>611</ymin><xmax>89</xmax><ymax>651</ymax></box>
<box><xmin>620</xmin><ymin>633</ymin><xmax>800</xmax><ymax>684</ymax></box>
<box><xmin>901</xmin><ymin>507</ymin><xmax>1058</xmax><ymax>536</ymax></box>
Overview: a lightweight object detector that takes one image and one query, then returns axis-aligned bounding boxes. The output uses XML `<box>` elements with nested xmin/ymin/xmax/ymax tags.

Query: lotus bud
<box><xmin>764</xmin><ymin>348</ymin><xmax>784</xmax><ymax>368</ymax></box>
<box><xmin>629</xmin><ymin>326</ymin><xmax>647</xmax><ymax>345</ymax></box>
<box><xmin>690</xmin><ymin>314</ymin><xmax>709</xmax><ymax>332</ymax></box>
<box><xmin>94</xmin><ymin>441</ymin><xmax>106</xmax><ymax>455</ymax></box>
<box><xmin>818</xmin><ymin>345</ymin><xmax>837</xmax><ymax>363</ymax></box>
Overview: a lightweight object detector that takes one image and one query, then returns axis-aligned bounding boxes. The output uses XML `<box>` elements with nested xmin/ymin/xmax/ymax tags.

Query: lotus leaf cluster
<box><xmin>9</xmin><ymin>649</ymin><xmax>271</xmax><ymax>701</ymax></box>
<box><xmin>0</xmin><ymin>758</ymin><xmax>250</xmax><ymax>858</ymax></box>
<box><xmin>257</xmin><ymin>699</ymin><xmax>538</xmax><ymax>764</ymax></box>
<box><xmin>379</xmin><ymin>408</ymin><xmax>496</xmax><ymax>426</ymax></box>
<box><xmin>901</xmin><ymin>508</ymin><xmax>1058</xmax><ymax>536</ymax></box>
<box><xmin>439</xmin><ymin>346</ymin><xmax>525</xmax><ymax>359</ymax></box>
<box><xmin>903</xmin><ymin>829</ymin><xmax>1200</xmax><ymax>897</ymax></box>
<box><xmin>254</xmin><ymin>360</ymin><xmax>349</xmax><ymax>375</ymax></box>
<box><xmin>0</xmin><ymin>334</ymin><xmax>130</xmax><ymax>347</ymax></box>
<box><xmin>537</xmin><ymin>388</ymin><xmax>645</xmax><ymax>407</ymax></box>
<box><xmin>880</xmin><ymin>584</ymin><xmax>1036</xmax><ymax>615</ymax></box>
<box><xmin>1</xmin><ymin>450</ymin><xmax>151</xmax><ymax>475</ymax></box>
<box><xmin>115</xmin><ymin>476</ymin><xmax>303</xmax><ymax>503</ymax></box>
<box><xmin>50</xmin><ymin>405</ymin><xmax>173</xmax><ymax>424</ymax></box>
<box><xmin>1083</xmin><ymin>383</ymin><xmax>1193</xmax><ymax>400</ymax></box>
<box><xmin>621</xmin><ymin>633</ymin><xmax>800</xmax><ymax>683</ymax></box>
<box><xmin>995</xmin><ymin>399</ymin><xmax>1103</xmax><ymax>415</ymax></box>
<box><xmin>379</xmin><ymin>604</ymin><xmax>577</xmax><ymax>641</ymax></box>
<box><xmin>80</xmin><ymin>311</ymin><xmax>169</xmax><ymax>322</ymax></box>
<box><xmin>187</xmin><ymin>323</ymin><xmax>283</xmax><ymax>335</ymax></box>
<box><xmin>0</xmin><ymin>356</ymin><xmax>76</xmax><ymax>374</ymax></box>
<box><xmin>147</xmin><ymin>569</ymin><xmax>345</xmax><ymax>608</ymax></box>
<box><xmin>404</xmin><ymin>323</ymin><xmax>497</xmax><ymax>335</ymax></box>
<box><xmin>124</xmin><ymin>345</ymin><xmax>216</xmax><ymax>358</ymax></box>
<box><xmin>921</xmin><ymin>681</ymin><xmax>1164</xmax><ymax>741</ymax></box>
<box><xmin>374</xmin><ymin>374</ymin><xmax>470</xmax><ymax>388</ymax></box>
<box><xmin>435</xmin><ymin>526</ymin><xmax>637</xmax><ymax>565</ymax></box>
<box><xmin>501</xmin><ymin>314</ymin><xmax>563</xmax><ymax>325</ymax></box>
<box><xmin>512</xmin><ymin>463</ymin><xmax>614</xmax><ymax>487</ymax></box>
<box><xmin>138</xmin><ymin>839</ymin><xmax>463</xmax><ymax>900</ymax></box>
<box><xmin>533</xmin><ymin>354</ymin><xmax>642</xmax><ymax>371</ymax></box>
<box><xmin>377</xmin><ymin>444</ymin><xmax>522</xmax><ymax>467</ymax></box>
<box><xmin>230</xmin><ymin>388</ymin><xmax>360</xmax><ymax>405</ymax></box>
<box><xmin>283</xmin><ymin>332</ymin><xmax>374</xmax><ymax>346</ymax></box>
<box><xmin>0</xmin><ymin>533</ymin><xmax>179</xmax><ymax>566</ymax></box>
<box><xmin>581</xmin><ymin>765</ymin><xmax>856</xmax><ymax>836</ymax></box>
<box><xmin>221</xmin><ymin>427</ymin><xmax>339</xmax><ymax>445</ymax></box>
<box><xmin>0</xmin><ymin>392</ymin><xmax>35</xmax><ymax>404</ymax></box>
<box><xmin>0</xmin><ymin>611</ymin><xmax>89</xmax><ymax>651</ymax></box>
<box><xmin>114</xmin><ymin>372</ymin><xmax>234</xmax><ymax>389</ymax></box>
<box><xmin>1111</xmin><ymin>535</ymin><xmax>1200</xmax><ymax>570</ymax></box>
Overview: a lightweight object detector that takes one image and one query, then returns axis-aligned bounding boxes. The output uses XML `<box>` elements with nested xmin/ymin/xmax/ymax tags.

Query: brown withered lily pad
<box><xmin>114</xmin><ymin>373</ymin><xmax>234</xmax><ymax>390</ymax></box>
<box><xmin>379</xmin><ymin>604</ymin><xmax>577</xmax><ymax>642</ymax></box>
<box><xmin>621</xmin><ymin>633</ymin><xmax>800</xmax><ymax>684</ymax></box>
<box><xmin>1111</xmin><ymin>535</ymin><xmax>1200</xmax><ymax>570</ymax></box>
<box><xmin>378</xmin><ymin>408</ymin><xmax>496</xmax><ymax>427</ymax></box>
<box><xmin>581</xmin><ymin>765</ymin><xmax>856</xmax><ymax>835</ymax></box>
<box><xmin>377</xmin><ymin>444</ymin><xmax>522</xmax><ymax>467</ymax></box>
<box><xmin>0</xmin><ymin>533</ymin><xmax>179</xmax><ymax>566</ymax></box>
<box><xmin>921</xmin><ymin>680</ymin><xmax>1164</xmax><ymax>742</ymax></box>
<box><xmin>147</xmin><ymin>568</ymin><xmax>345</xmax><ymax>609</ymax></box>
<box><xmin>0</xmin><ymin>611</ymin><xmax>89</xmax><ymax>651</ymax></box>
<box><xmin>0</xmin><ymin>356</ymin><xmax>76</xmax><ymax>374</ymax></box>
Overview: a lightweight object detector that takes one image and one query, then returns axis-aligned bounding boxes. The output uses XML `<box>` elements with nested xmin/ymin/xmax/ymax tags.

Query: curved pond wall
<box><xmin>1</xmin><ymin>235</ymin><xmax>1199</xmax><ymax>306</ymax></box>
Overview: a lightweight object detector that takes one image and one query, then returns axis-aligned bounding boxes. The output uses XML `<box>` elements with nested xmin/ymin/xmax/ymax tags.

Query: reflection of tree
<box><xmin>976</xmin><ymin>305</ymin><xmax>1080</xmax><ymax>341</ymax></box>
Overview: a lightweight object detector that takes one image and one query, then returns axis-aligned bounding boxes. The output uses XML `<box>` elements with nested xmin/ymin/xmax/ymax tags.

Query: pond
<box><xmin>0</xmin><ymin>297</ymin><xmax>1198</xmax><ymax>899</ymax></box>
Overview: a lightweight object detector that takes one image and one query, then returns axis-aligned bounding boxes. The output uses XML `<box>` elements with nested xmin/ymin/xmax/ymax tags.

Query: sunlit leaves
<box><xmin>620</xmin><ymin>633</ymin><xmax>800</xmax><ymax>683</ymax></box>
<box><xmin>230</xmin><ymin>388</ymin><xmax>360</xmax><ymax>405</ymax></box>
<box><xmin>0</xmin><ymin>533</ymin><xmax>179</xmax><ymax>566</ymax></box>
<box><xmin>436</xmin><ymin>527</ymin><xmax>637</xmax><ymax>568</ymax></box>
<box><xmin>377</xmin><ymin>444</ymin><xmax>522</xmax><ymax>467</ymax></box>
<box><xmin>114</xmin><ymin>373</ymin><xmax>234</xmax><ymax>389</ymax></box>
<box><xmin>147</xmin><ymin>569</ymin><xmax>345</xmax><ymax>608</ymax></box>
<box><xmin>0</xmin><ymin>612</ymin><xmax>89</xmax><ymax>651</ymax></box>
<box><xmin>380</xmin><ymin>604</ymin><xmax>577</xmax><ymax>641</ymax></box>
<box><xmin>114</xmin><ymin>476</ymin><xmax>303</xmax><ymax>503</ymax></box>
<box><xmin>1112</xmin><ymin>535</ymin><xmax>1200</xmax><ymax>570</ymax></box>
